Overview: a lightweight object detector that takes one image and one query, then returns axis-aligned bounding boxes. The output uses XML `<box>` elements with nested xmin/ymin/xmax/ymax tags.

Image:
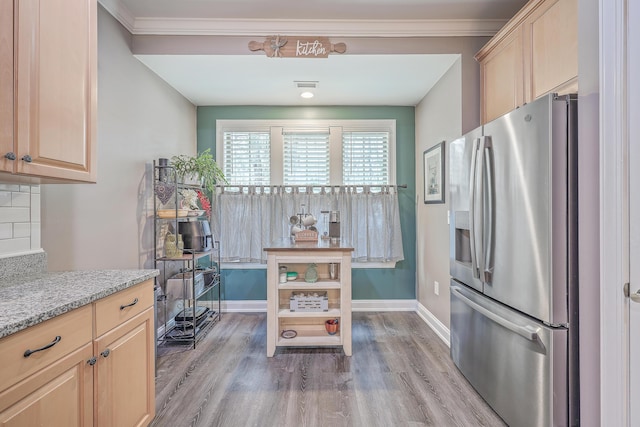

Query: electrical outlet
<box><xmin>434</xmin><ymin>281</ymin><xmax>440</xmax><ymax>296</ymax></box>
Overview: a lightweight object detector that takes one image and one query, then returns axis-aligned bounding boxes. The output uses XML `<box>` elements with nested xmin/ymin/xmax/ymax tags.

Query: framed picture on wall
<box><xmin>423</xmin><ymin>141</ymin><xmax>445</xmax><ymax>204</ymax></box>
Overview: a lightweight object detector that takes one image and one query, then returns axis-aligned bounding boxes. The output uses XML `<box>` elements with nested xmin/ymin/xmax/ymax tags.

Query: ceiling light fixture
<box><xmin>295</xmin><ymin>80</ymin><xmax>318</xmax><ymax>100</ymax></box>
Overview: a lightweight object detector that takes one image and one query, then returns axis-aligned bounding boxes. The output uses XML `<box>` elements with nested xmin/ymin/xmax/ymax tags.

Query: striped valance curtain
<box><xmin>210</xmin><ymin>186</ymin><xmax>404</xmax><ymax>264</ymax></box>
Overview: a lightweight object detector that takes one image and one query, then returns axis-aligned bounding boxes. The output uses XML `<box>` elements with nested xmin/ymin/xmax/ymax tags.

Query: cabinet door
<box><xmin>0</xmin><ymin>344</ymin><xmax>93</xmax><ymax>427</ymax></box>
<box><xmin>0</xmin><ymin>0</ymin><xmax>13</xmax><ymax>173</ymax></box>
<box><xmin>523</xmin><ymin>0</ymin><xmax>578</xmax><ymax>101</ymax></box>
<box><xmin>94</xmin><ymin>308</ymin><xmax>155</xmax><ymax>427</ymax></box>
<box><xmin>478</xmin><ymin>28</ymin><xmax>524</xmax><ymax>124</ymax></box>
<box><xmin>14</xmin><ymin>0</ymin><xmax>96</xmax><ymax>182</ymax></box>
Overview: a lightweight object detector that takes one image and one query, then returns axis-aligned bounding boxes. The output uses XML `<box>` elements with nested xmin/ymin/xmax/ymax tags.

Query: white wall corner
<box><xmin>416</xmin><ymin>302</ymin><xmax>450</xmax><ymax>347</ymax></box>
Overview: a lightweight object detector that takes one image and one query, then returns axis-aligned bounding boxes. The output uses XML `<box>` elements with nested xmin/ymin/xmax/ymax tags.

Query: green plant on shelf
<box><xmin>170</xmin><ymin>148</ymin><xmax>227</xmax><ymax>192</ymax></box>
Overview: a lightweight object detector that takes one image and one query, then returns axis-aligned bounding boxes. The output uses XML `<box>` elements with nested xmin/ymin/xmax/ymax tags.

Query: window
<box><xmin>222</xmin><ymin>131</ymin><xmax>270</xmax><ymax>185</ymax></box>
<box><xmin>217</xmin><ymin>120</ymin><xmax>395</xmax><ymax>186</ymax></box>
<box><xmin>342</xmin><ymin>131</ymin><xmax>389</xmax><ymax>185</ymax></box>
<box><xmin>283</xmin><ymin>130</ymin><xmax>330</xmax><ymax>185</ymax></box>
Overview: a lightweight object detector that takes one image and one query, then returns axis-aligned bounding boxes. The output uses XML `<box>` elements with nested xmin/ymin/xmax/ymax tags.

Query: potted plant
<box><xmin>170</xmin><ymin>148</ymin><xmax>227</xmax><ymax>192</ymax></box>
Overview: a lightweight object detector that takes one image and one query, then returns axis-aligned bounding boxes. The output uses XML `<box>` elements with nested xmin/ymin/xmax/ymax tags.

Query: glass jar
<box><xmin>279</xmin><ymin>266</ymin><xmax>288</xmax><ymax>283</ymax></box>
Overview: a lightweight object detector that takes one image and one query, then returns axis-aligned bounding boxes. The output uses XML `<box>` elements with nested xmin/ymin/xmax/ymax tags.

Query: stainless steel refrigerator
<box><xmin>449</xmin><ymin>93</ymin><xmax>579</xmax><ymax>427</ymax></box>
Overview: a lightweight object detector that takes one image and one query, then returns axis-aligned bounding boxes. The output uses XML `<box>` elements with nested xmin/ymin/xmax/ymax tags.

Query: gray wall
<box><xmin>414</xmin><ymin>58</ymin><xmax>462</xmax><ymax>328</ymax></box>
<box><xmin>41</xmin><ymin>6</ymin><xmax>196</xmax><ymax>271</ymax></box>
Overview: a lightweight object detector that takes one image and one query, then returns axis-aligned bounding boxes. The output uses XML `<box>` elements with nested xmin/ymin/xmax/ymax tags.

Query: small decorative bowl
<box><xmin>286</xmin><ymin>272</ymin><xmax>298</xmax><ymax>281</ymax></box>
<box><xmin>187</xmin><ymin>209</ymin><xmax>205</xmax><ymax>217</ymax></box>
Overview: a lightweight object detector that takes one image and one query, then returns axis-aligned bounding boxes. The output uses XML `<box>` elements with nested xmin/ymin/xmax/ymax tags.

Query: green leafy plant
<box><xmin>170</xmin><ymin>148</ymin><xmax>227</xmax><ymax>192</ymax></box>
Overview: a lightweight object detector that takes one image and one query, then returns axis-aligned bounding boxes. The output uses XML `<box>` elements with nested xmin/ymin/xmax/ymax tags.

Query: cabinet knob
<box><xmin>101</xmin><ymin>349</ymin><xmax>111</xmax><ymax>358</ymax></box>
<box><xmin>21</xmin><ymin>154</ymin><xmax>33</xmax><ymax>163</ymax></box>
<box><xmin>87</xmin><ymin>357</ymin><xmax>97</xmax><ymax>366</ymax></box>
<box><xmin>4</xmin><ymin>152</ymin><xmax>16</xmax><ymax>160</ymax></box>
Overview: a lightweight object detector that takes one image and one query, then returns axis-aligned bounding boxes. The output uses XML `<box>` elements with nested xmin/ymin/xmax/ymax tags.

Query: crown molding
<box><xmin>98</xmin><ymin>1</ymin><xmax>505</xmax><ymax>37</ymax></box>
<box><xmin>130</xmin><ymin>18</ymin><xmax>505</xmax><ymax>37</ymax></box>
<box><xmin>98</xmin><ymin>0</ymin><xmax>136</xmax><ymax>33</ymax></box>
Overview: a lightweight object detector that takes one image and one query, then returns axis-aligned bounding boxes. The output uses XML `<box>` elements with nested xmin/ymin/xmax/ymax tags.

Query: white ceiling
<box><xmin>102</xmin><ymin>0</ymin><xmax>527</xmax><ymax>106</ymax></box>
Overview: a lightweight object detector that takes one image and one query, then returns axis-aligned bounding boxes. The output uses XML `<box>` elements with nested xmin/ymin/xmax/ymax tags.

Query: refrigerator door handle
<box><xmin>451</xmin><ymin>287</ymin><xmax>541</xmax><ymax>342</ymax></box>
<box><xmin>482</xmin><ymin>136</ymin><xmax>494</xmax><ymax>283</ymax></box>
<box><xmin>474</xmin><ymin>137</ymin><xmax>485</xmax><ymax>281</ymax></box>
<box><xmin>469</xmin><ymin>137</ymin><xmax>481</xmax><ymax>279</ymax></box>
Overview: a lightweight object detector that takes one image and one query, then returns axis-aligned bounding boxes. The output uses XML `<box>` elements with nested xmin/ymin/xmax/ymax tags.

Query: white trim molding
<box><xmin>128</xmin><ymin>18</ymin><xmax>507</xmax><ymax>37</ymax></box>
<box><xmin>97</xmin><ymin>0</ymin><xmax>506</xmax><ymax>37</ymax></box>
<box><xmin>351</xmin><ymin>299</ymin><xmax>417</xmax><ymax>312</ymax></box>
<box><xmin>416</xmin><ymin>302</ymin><xmax>450</xmax><ymax>347</ymax></box>
<box><xmin>221</xmin><ymin>299</ymin><xmax>417</xmax><ymax>313</ymax></box>
<box><xmin>599</xmin><ymin>0</ymin><xmax>628</xmax><ymax>424</ymax></box>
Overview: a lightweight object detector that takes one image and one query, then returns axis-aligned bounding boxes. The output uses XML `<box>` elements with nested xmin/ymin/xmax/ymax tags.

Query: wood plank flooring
<box><xmin>152</xmin><ymin>312</ymin><xmax>506</xmax><ymax>427</ymax></box>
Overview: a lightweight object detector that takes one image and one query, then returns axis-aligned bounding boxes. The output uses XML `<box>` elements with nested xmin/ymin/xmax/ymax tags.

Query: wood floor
<box><xmin>152</xmin><ymin>312</ymin><xmax>505</xmax><ymax>427</ymax></box>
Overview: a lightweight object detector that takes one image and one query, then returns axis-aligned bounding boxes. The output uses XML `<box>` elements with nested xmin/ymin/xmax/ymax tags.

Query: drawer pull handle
<box><xmin>120</xmin><ymin>297</ymin><xmax>138</xmax><ymax>310</ymax></box>
<box><xmin>23</xmin><ymin>336</ymin><xmax>62</xmax><ymax>357</ymax></box>
<box><xmin>101</xmin><ymin>349</ymin><xmax>111</xmax><ymax>358</ymax></box>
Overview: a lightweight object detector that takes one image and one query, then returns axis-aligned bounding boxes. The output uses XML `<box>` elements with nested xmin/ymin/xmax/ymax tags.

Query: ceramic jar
<box><xmin>305</xmin><ymin>263</ymin><xmax>318</xmax><ymax>283</ymax></box>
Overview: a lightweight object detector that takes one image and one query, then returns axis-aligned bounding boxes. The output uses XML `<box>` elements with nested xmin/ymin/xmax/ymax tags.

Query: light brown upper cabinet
<box><xmin>0</xmin><ymin>0</ymin><xmax>97</xmax><ymax>182</ymax></box>
<box><xmin>476</xmin><ymin>0</ymin><xmax>578</xmax><ymax>124</ymax></box>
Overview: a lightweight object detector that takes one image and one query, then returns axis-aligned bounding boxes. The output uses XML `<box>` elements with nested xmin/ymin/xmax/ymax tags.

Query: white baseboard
<box><xmin>351</xmin><ymin>299</ymin><xmax>417</xmax><ymax>312</ymax></box>
<box><xmin>217</xmin><ymin>299</ymin><xmax>450</xmax><ymax>348</ymax></box>
<box><xmin>222</xmin><ymin>300</ymin><xmax>267</xmax><ymax>312</ymax></box>
<box><xmin>220</xmin><ymin>299</ymin><xmax>418</xmax><ymax>313</ymax></box>
<box><xmin>416</xmin><ymin>302</ymin><xmax>450</xmax><ymax>347</ymax></box>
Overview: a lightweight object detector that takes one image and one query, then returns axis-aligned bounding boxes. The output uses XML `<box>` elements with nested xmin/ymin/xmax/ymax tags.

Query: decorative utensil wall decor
<box><xmin>248</xmin><ymin>36</ymin><xmax>346</xmax><ymax>58</ymax></box>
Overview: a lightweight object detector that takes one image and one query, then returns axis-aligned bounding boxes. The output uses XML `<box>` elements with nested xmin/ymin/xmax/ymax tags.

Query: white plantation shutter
<box><xmin>283</xmin><ymin>130</ymin><xmax>330</xmax><ymax>185</ymax></box>
<box><xmin>222</xmin><ymin>131</ymin><xmax>271</xmax><ymax>185</ymax></box>
<box><xmin>342</xmin><ymin>131</ymin><xmax>389</xmax><ymax>185</ymax></box>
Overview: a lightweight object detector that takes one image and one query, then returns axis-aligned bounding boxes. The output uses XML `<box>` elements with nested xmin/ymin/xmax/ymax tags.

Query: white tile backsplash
<box><xmin>0</xmin><ymin>185</ymin><xmax>42</xmax><ymax>256</ymax></box>
<box><xmin>0</xmin><ymin>223</ymin><xmax>11</xmax><ymax>239</ymax></box>
<box><xmin>0</xmin><ymin>191</ymin><xmax>10</xmax><ymax>207</ymax></box>
<box><xmin>0</xmin><ymin>237</ymin><xmax>30</xmax><ymax>254</ymax></box>
<box><xmin>13</xmin><ymin>223</ymin><xmax>31</xmax><ymax>238</ymax></box>
<box><xmin>11</xmin><ymin>192</ymin><xmax>30</xmax><ymax>207</ymax></box>
<box><xmin>0</xmin><ymin>184</ymin><xmax>20</xmax><ymax>192</ymax></box>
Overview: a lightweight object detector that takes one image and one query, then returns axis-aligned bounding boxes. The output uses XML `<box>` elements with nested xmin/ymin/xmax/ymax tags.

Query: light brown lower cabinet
<box><xmin>94</xmin><ymin>308</ymin><xmax>155</xmax><ymax>427</ymax></box>
<box><xmin>0</xmin><ymin>343</ymin><xmax>94</xmax><ymax>426</ymax></box>
<box><xmin>0</xmin><ymin>279</ymin><xmax>155</xmax><ymax>426</ymax></box>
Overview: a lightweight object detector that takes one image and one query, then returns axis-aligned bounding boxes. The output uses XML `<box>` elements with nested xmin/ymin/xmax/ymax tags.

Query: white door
<box><xmin>629</xmin><ymin>0</ymin><xmax>640</xmax><ymax>424</ymax></box>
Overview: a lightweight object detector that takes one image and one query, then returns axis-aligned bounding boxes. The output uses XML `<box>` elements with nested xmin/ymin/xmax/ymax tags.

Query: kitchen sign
<box><xmin>248</xmin><ymin>36</ymin><xmax>346</xmax><ymax>58</ymax></box>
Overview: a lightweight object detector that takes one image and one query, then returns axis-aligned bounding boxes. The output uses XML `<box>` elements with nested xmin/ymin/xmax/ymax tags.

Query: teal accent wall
<box><xmin>197</xmin><ymin>106</ymin><xmax>416</xmax><ymax>301</ymax></box>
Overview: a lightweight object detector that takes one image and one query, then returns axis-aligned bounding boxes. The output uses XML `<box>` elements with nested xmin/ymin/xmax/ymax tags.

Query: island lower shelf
<box><xmin>278</xmin><ymin>316</ymin><xmax>342</xmax><ymax>346</ymax></box>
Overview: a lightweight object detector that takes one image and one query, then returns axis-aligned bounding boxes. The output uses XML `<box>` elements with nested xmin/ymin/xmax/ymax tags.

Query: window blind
<box><xmin>222</xmin><ymin>131</ymin><xmax>271</xmax><ymax>185</ymax></box>
<box><xmin>342</xmin><ymin>131</ymin><xmax>389</xmax><ymax>185</ymax></box>
<box><xmin>283</xmin><ymin>131</ymin><xmax>330</xmax><ymax>185</ymax></box>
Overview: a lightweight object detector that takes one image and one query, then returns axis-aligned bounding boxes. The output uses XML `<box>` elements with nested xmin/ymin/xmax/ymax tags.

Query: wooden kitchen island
<box><xmin>265</xmin><ymin>239</ymin><xmax>353</xmax><ymax>357</ymax></box>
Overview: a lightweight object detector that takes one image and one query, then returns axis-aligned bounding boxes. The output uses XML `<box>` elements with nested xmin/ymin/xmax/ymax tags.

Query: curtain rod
<box><xmin>215</xmin><ymin>184</ymin><xmax>407</xmax><ymax>189</ymax></box>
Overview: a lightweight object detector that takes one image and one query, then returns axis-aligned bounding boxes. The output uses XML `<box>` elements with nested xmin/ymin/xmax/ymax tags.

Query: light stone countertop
<box><xmin>0</xmin><ymin>269</ymin><xmax>159</xmax><ymax>339</ymax></box>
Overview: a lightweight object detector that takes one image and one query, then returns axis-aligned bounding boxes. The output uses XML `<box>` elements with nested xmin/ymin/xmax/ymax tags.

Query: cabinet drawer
<box><xmin>94</xmin><ymin>280</ymin><xmax>154</xmax><ymax>337</ymax></box>
<box><xmin>0</xmin><ymin>305</ymin><xmax>92</xmax><ymax>393</ymax></box>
